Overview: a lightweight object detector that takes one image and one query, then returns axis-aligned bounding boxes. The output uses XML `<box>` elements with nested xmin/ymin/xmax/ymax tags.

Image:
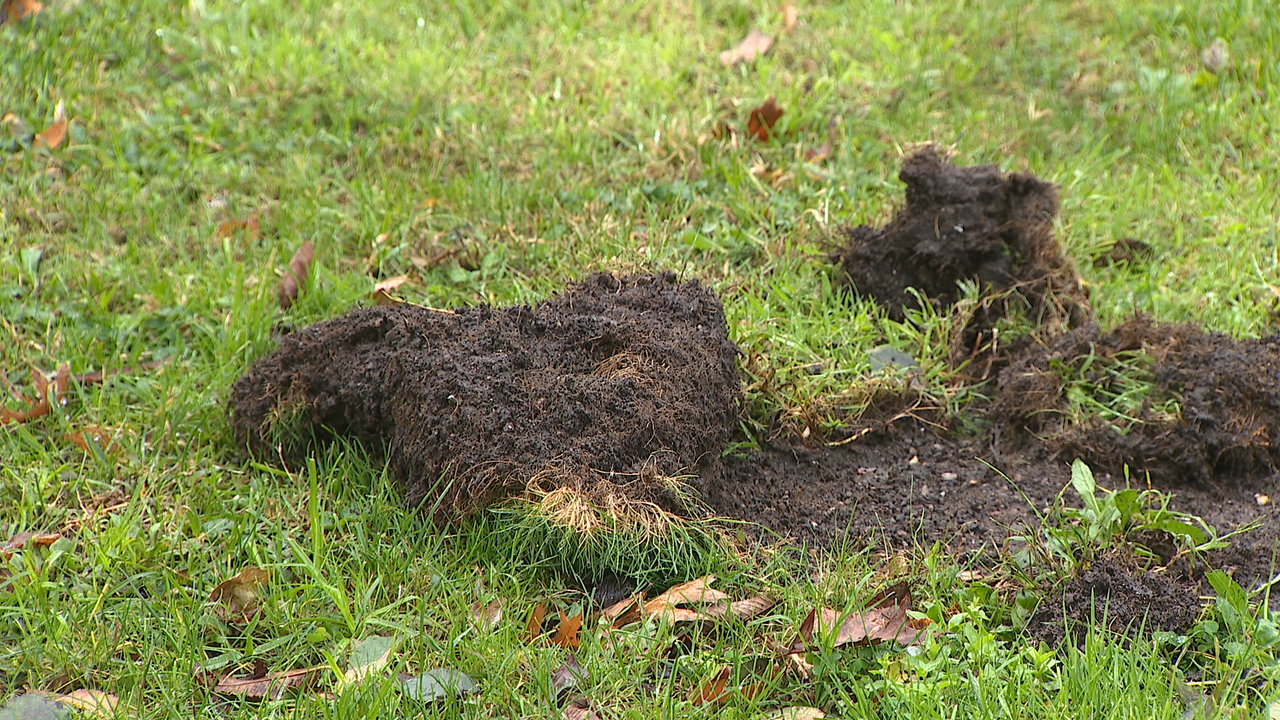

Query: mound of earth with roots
<box><xmin>833</xmin><ymin>147</ymin><xmax>1092</xmax><ymax>350</ymax></box>
<box><xmin>230</xmin><ymin>272</ymin><xmax>741</xmax><ymax>521</ymax></box>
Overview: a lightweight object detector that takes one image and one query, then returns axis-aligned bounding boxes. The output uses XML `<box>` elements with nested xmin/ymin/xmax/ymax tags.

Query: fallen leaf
<box><xmin>278</xmin><ymin>241</ymin><xmax>315</xmax><ymax>309</ymax></box>
<box><xmin>373</xmin><ymin>275</ymin><xmax>410</xmax><ymax>295</ymax></box>
<box><xmin>782</xmin><ymin>2</ymin><xmax>798</xmax><ymax>32</ymax></box>
<box><xmin>643</xmin><ymin>576</ymin><xmax>729</xmax><ymax>616</ymax></box>
<box><xmin>64</xmin><ymin>425</ymin><xmax>119</xmax><ymax>455</ymax></box>
<box><xmin>551</xmin><ymin>653</ymin><xmax>587</xmax><ymax>692</ymax></box>
<box><xmin>470</xmin><ymin>598</ymin><xmax>503</xmax><ymax>631</ymax></box>
<box><xmin>690</xmin><ymin>665</ymin><xmax>731</xmax><ymax>706</ymax></box>
<box><xmin>704</xmin><ymin>594</ymin><xmax>778</xmax><ymax>621</ymax></box>
<box><xmin>551</xmin><ymin>610</ymin><xmax>583</xmax><ymax>649</ymax></box>
<box><xmin>1</xmin><ymin>0</ymin><xmax>44</xmax><ymax>24</ymax></box>
<box><xmin>340</xmin><ymin>635</ymin><xmax>396</xmax><ymax>689</ymax></box>
<box><xmin>601</xmin><ymin>594</ymin><xmax>643</xmax><ymax>628</ymax></box>
<box><xmin>2</xmin><ymin>532</ymin><xmax>62</xmax><ymax>555</ymax></box>
<box><xmin>770</xmin><ymin>707</ymin><xmax>826</xmax><ymax>720</ymax></box>
<box><xmin>36</xmin><ymin>101</ymin><xmax>68</xmax><ymax>149</ymax></box>
<box><xmin>216</xmin><ymin>215</ymin><xmax>260</xmax><ymax>241</ymax></box>
<box><xmin>796</xmin><ymin>582</ymin><xmax>926</xmax><ymax>650</ymax></box>
<box><xmin>215</xmin><ymin>666</ymin><xmax>320</xmax><ymax>699</ymax></box>
<box><xmin>805</xmin><ymin>116</ymin><xmax>839</xmax><ymax>164</ymax></box>
<box><xmin>51</xmin><ymin>689</ymin><xmax>122</xmax><ymax>718</ymax></box>
<box><xmin>747</xmin><ymin>98</ymin><xmax>784</xmax><ymax>142</ymax></box>
<box><xmin>526</xmin><ymin>602</ymin><xmax>548</xmax><ymax>641</ymax></box>
<box><xmin>400</xmin><ymin>668</ymin><xmax>479</xmax><ymax>702</ymax></box>
<box><xmin>209</xmin><ymin>567</ymin><xmax>269</xmax><ymax>621</ymax></box>
<box><xmin>719</xmin><ymin>28</ymin><xmax>774</xmax><ymax>66</ymax></box>
<box><xmin>563</xmin><ymin>696</ymin><xmax>602</xmax><ymax>720</ymax></box>
<box><xmin>0</xmin><ymin>365</ymin><xmax>66</xmax><ymax>426</ymax></box>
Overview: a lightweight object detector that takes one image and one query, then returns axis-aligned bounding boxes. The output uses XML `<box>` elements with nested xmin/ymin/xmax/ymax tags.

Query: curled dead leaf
<box><xmin>551</xmin><ymin>653</ymin><xmax>587</xmax><ymax>692</ymax></box>
<box><xmin>525</xmin><ymin>601</ymin><xmax>548</xmax><ymax>641</ymax></box>
<box><xmin>51</xmin><ymin>688</ymin><xmax>124</xmax><ymax>718</ymax></box>
<box><xmin>470</xmin><ymin>598</ymin><xmax>503</xmax><ymax>632</ymax></box>
<box><xmin>278</xmin><ymin>241</ymin><xmax>315</xmax><ymax>309</ymax></box>
<box><xmin>214</xmin><ymin>666</ymin><xmax>321</xmax><ymax>700</ymax></box>
<box><xmin>36</xmin><ymin>101</ymin><xmax>68</xmax><ymax>149</ymax></box>
<box><xmin>65</xmin><ymin>425</ymin><xmax>120</xmax><ymax>455</ymax></box>
<box><xmin>216</xmin><ymin>215</ymin><xmax>261</xmax><ymax>240</ymax></box>
<box><xmin>748</xmin><ymin>98</ymin><xmax>784</xmax><ymax>142</ymax></box>
<box><xmin>719</xmin><ymin>28</ymin><xmax>774</xmax><ymax>66</ymax></box>
<box><xmin>563</xmin><ymin>696</ymin><xmax>602</xmax><ymax>720</ymax></box>
<box><xmin>690</xmin><ymin>665</ymin><xmax>731</xmax><ymax>706</ymax></box>
<box><xmin>209</xmin><ymin>567</ymin><xmax>269</xmax><ymax>621</ymax></box>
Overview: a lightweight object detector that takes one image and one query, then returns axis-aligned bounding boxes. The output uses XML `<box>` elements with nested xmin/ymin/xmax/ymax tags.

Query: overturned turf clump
<box><xmin>1052</xmin><ymin>318</ymin><xmax>1280</xmax><ymax>482</ymax></box>
<box><xmin>229</xmin><ymin>272</ymin><xmax>741</xmax><ymax>520</ymax></box>
<box><xmin>834</xmin><ymin>147</ymin><xmax>1090</xmax><ymax>331</ymax></box>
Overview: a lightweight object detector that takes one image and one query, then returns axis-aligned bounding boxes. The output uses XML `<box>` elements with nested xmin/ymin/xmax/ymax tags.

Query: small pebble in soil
<box><xmin>1257</xmin><ymin>493</ymin><xmax>1271</xmax><ymax>506</ymax></box>
<box><xmin>941</xmin><ymin>471</ymin><xmax>958</xmax><ymax>481</ymax></box>
<box><xmin>909</xmin><ymin>456</ymin><xmax>920</xmax><ymax>465</ymax></box>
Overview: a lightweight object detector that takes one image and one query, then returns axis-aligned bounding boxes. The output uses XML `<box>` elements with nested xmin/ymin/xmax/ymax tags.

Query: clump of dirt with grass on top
<box><xmin>230</xmin><ymin>272</ymin><xmax>742</xmax><ymax>522</ymax></box>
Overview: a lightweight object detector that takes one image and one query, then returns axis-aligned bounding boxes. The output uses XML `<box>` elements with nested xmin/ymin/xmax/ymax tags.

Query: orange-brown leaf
<box><xmin>782</xmin><ymin>2</ymin><xmax>798</xmax><ymax>32</ymax></box>
<box><xmin>36</xmin><ymin>101</ymin><xmax>68</xmax><ymax>149</ymax></box>
<box><xmin>551</xmin><ymin>610</ymin><xmax>583</xmax><ymax>649</ymax></box>
<box><xmin>470</xmin><ymin>598</ymin><xmax>503</xmax><ymax>632</ymax></box>
<box><xmin>704</xmin><ymin>594</ymin><xmax>778</xmax><ymax>621</ymax></box>
<box><xmin>747</xmin><ymin>98</ymin><xmax>784</xmax><ymax>141</ymax></box>
<box><xmin>1</xmin><ymin>0</ymin><xmax>43</xmax><ymax>23</ymax></box>
<box><xmin>525</xmin><ymin>601</ymin><xmax>548</xmax><ymax>641</ymax></box>
<box><xmin>214</xmin><ymin>666</ymin><xmax>321</xmax><ymax>699</ymax></box>
<box><xmin>719</xmin><ymin>28</ymin><xmax>774</xmax><ymax>66</ymax></box>
<box><xmin>279</xmin><ymin>241</ymin><xmax>315</xmax><ymax>309</ymax></box>
<box><xmin>602</xmin><ymin>594</ymin><xmax>644</xmax><ymax>628</ymax></box>
<box><xmin>563</xmin><ymin>697</ymin><xmax>602</xmax><ymax>720</ymax></box>
<box><xmin>65</xmin><ymin>425</ymin><xmax>119</xmax><ymax>455</ymax></box>
<box><xmin>690</xmin><ymin>665</ymin><xmax>731</xmax><ymax>706</ymax></box>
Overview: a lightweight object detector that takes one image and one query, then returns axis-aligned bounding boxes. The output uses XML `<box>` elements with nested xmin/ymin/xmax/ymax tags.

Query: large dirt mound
<box><xmin>834</xmin><ymin>147</ymin><xmax>1089</xmax><ymax>332</ymax></box>
<box><xmin>230</xmin><ymin>272</ymin><xmax>741</xmax><ymax>519</ymax></box>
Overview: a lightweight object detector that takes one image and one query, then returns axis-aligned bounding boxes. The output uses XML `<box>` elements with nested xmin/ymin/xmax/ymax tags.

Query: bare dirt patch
<box><xmin>230</xmin><ymin>272</ymin><xmax>741</xmax><ymax>520</ymax></box>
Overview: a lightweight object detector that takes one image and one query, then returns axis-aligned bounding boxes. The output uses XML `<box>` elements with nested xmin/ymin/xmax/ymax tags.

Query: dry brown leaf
<box><xmin>551</xmin><ymin>610</ymin><xmax>583</xmax><ymax>649</ymax></box>
<box><xmin>0</xmin><ymin>365</ymin><xmax>67</xmax><ymax>426</ymax></box>
<box><xmin>642</xmin><ymin>576</ymin><xmax>729</xmax><ymax>616</ymax></box>
<box><xmin>373</xmin><ymin>275</ymin><xmax>410</xmax><ymax>295</ymax></box>
<box><xmin>551</xmin><ymin>653</ymin><xmax>587</xmax><ymax>692</ymax></box>
<box><xmin>278</xmin><ymin>241</ymin><xmax>315</xmax><ymax>309</ymax></box>
<box><xmin>601</xmin><ymin>594</ymin><xmax>643</xmax><ymax>628</ymax></box>
<box><xmin>214</xmin><ymin>666</ymin><xmax>321</xmax><ymax>699</ymax></box>
<box><xmin>470</xmin><ymin>598</ymin><xmax>503</xmax><ymax>632</ymax></box>
<box><xmin>525</xmin><ymin>601</ymin><xmax>548</xmax><ymax>641</ymax></box>
<box><xmin>209</xmin><ymin>567</ymin><xmax>269</xmax><ymax>621</ymax></box>
<box><xmin>690</xmin><ymin>665</ymin><xmax>731</xmax><ymax>706</ymax></box>
<box><xmin>53</xmin><ymin>689</ymin><xmax>123</xmax><ymax>717</ymax></box>
<box><xmin>704</xmin><ymin>594</ymin><xmax>778</xmax><ymax>621</ymax></box>
<box><xmin>1</xmin><ymin>0</ymin><xmax>44</xmax><ymax>23</ymax></box>
<box><xmin>36</xmin><ymin>101</ymin><xmax>68</xmax><ymax>149</ymax></box>
<box><xmin>782</xmin><ymin>2</ymin><xmax>798</xmax><ymax>32</ymax></box>
<box><xmin>216</xmin><ymin>215</ymin><xmax>261</xmax><ymax>240</ymax></box>
<box><xmin>796</xmin><ymin>582</ymin><xmax>926</xmax><ymax>650</ymax></box>
<box><xmin>748</xmin><ymin>98</ymin><xmax>784</xmax><ymax>142</ymax></box>
<box><xmin>564</xmin><ymin>697</ymin><xmax>602</xmax><ymax>720</ymax></box>
<box><xmin>719</xmin><ymin>28</ymin><xmax>774</xmax><ymax>66</ymax></box>
<box><xmin>65</xmin><ymin>425</ymin><xmax>119</xmax><ymax>455</ymax></box>
<box><xmin>2</xmin><ymin>532</ymin><xmax>61</xmax><ymax>558</ymax></box>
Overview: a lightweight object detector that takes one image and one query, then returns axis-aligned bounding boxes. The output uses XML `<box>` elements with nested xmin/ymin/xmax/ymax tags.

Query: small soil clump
<box><xmin>230</xmin><ymin>272</ymin><xmax>741</xmax><ymax>519</ymax></box>
<box><xmin>1026</xmin><ymin>556</ymin><xmax>1203</xmax><ymax>647</ymax></box>
<box><xmin>833</xmin><ymin>147</ymin><xmax>1090</xmax><ymax>337</ymax></box>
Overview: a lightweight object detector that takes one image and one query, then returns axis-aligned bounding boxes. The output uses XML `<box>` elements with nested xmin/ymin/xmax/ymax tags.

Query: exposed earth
<box><xmin>231</xmin><ymin>149</ymin><xmax>1280</xmax><ymax>637</ymax></box>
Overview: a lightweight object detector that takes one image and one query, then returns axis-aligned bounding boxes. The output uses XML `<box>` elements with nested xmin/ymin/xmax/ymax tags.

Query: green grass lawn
<box><xmin>4</xmin><ymin>0</ymin><xmax>1280</xmax><ymax>717</ymax></box>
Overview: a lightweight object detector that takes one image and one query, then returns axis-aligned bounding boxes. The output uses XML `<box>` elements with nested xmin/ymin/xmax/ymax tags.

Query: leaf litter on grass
<box><xmin>278</xmin><ymin>240</ymin><xmax>315</xmax><ymax>309</ymax></box>
<box><xmin>208</xmin><ymin>567</ymin><xmax>269</xmax><ymax>622</ymax></box>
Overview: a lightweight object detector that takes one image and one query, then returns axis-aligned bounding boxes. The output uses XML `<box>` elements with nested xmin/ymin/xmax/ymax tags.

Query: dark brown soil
<box><xmin>1026</xmin><ymin>556</ymin><xmax>1204</xmax><ymax>647</ymax></box>
<box><xmin>833</xmin><ymin>147</ymin><xmax>1091</xmax><ymax>339</ymax></box>
<box><xmin>229</xmin><ymin>272</ymin><xmax>741</xmax><ymax>519</ymax></box>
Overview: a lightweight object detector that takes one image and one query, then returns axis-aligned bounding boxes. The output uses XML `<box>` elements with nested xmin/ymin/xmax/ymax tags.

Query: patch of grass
<box><xmin>4</xmin><ymin>0</ymin><xmax>1280</xmax><ymax>716</ymax></box>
